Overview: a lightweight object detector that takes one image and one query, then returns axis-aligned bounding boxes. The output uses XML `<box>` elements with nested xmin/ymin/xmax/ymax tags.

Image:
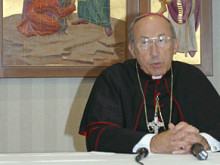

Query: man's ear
<box><xmin>128</xmin><ymin>44</ymin><xmax>136</xmax><ymax>59</ymax></box>
<box><xmin>173</xmin><ymin>38</ymin><xmax>179</xmax><ymax>54</ymax></box>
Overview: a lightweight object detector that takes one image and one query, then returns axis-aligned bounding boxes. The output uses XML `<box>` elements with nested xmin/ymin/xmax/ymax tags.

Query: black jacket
<box><xmin>79</xmin><ymin>59</ymin><xmax>220</xmax><ymax>153</ymax></box>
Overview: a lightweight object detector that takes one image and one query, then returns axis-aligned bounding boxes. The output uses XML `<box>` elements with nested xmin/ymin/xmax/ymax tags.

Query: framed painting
<box><xmin>139</xmin><ymin>0</ymin><xmax>213</xmax><ymax>75</ymax></box>
<box><xmin>0</xmin><ymin>0</ymin><xmax>131</xmax><ymax>77</ymax></box>
<box><xmin>0</xmin><ymin>0</ymin><xmax>212</xmax><ymax>77</ymax></box>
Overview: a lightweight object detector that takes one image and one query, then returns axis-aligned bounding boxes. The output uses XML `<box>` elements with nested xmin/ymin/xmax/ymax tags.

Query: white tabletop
<box><xmin>0</xmin><ymin>152</ymin><xmax>219</xmax><ymax>165</ymax></box>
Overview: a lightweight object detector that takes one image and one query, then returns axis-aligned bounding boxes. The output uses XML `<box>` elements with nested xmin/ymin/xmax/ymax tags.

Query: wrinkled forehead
<box><xmin>134</xmin><ymin>12</ymin><xmax>171</xmax><ymax>26</ymax></box>
<box><xmin>133</xmin><ymin>14</ymin><xmax>172</xmax><ymax>37</ymax></box>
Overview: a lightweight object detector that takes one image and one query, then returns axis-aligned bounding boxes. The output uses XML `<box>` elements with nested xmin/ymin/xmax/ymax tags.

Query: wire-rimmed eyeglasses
<box><xmin>136</xmin><ymin>35</ymin><xmax>172</xmax><ymax>50</ymax></box>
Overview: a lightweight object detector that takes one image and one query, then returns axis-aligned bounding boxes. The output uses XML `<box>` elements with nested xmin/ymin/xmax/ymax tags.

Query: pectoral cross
<box><xmin>148</xmin><ymin>96</ymin><xmax>165</xmax><ymax>134</ymax></box>
<box><xmin>148</xmin><ymin>116</ymin><xmax>164</xmax><ymax>134</ymax></box>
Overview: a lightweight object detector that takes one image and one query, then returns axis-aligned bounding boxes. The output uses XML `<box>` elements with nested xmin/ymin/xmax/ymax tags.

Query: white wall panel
<box><xmin>208</xmin><ymin>0</ymin><xmax>220</xmax><ymax>93</ymax></box>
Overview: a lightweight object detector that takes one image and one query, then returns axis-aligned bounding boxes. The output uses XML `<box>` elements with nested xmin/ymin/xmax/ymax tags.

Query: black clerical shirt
<box><xmin>79</xmin><ymin>59</ymin><xmax>220</xmax><ymax>153</ymax></box>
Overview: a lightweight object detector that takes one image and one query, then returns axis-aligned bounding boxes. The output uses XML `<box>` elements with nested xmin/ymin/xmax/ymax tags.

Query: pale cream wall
<box><xmin>207</xmin><ymin>0</ymin><xmax>220</xmax><ymax>93</ymax></box>
<box><xmin>0</xmin><ymin>0</ymin><xmax>219</xmax><ymax>153</ymax></box>
<box><xmin>0</xmin><ymin>78</ymin><xmax>94</xmax><ymax>152</ymax></box>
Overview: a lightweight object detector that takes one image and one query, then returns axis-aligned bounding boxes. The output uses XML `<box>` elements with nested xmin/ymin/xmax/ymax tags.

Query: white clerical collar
<box><xmin>152</xmin><ymin>75</ymin><xmax>162</xmax><ymax>80</ymax></box>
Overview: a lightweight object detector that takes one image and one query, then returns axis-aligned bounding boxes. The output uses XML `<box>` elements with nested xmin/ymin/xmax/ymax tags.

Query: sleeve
<box><xmin>200</xmin><ymin>133</ymin><xmax>220</xmax><ymax>152</ymax></box>
<box><xmin>78</xmin><ymin>68</ymin><xmax>146</xmax><ymax>153</ymax></box>
<box><xmin>194</xmin><ymin>71</ymin><xmax>220</xmax><ymax>142</ymax></box>
<box><xmin>132</xmin><ymin>134</ymin><xmax>156</xmax><ymax>153</ymax></box>
<box><xmin>181</xmin><ymin>66</ymin><xmax>220</xmax><ymax>142</ymax></box>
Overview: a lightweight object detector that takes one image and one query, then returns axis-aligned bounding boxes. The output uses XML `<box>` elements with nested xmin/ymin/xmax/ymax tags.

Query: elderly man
<box><xmin>79</xmin><ymin>13</ymin><xmax>220</xmax><ymax>154</ymax></box>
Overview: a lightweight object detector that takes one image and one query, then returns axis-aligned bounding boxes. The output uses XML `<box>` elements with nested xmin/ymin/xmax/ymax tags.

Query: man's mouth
<box><xmin>151</xmin><ymin>62</ymin><xmax>162</xmax><ymax>68</ymax></box>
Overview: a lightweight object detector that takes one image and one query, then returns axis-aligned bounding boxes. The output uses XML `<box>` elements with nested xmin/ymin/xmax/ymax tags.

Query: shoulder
<box><xmin>104</xmin><ymin>59</ymin><xmax>136</xmax><ymax>72</ymax></box>
<box><xmin>94</xmin><ymin>59</ymin><xmax>137</xmax><ymax>89</ymax></box>
<box><xmin>173</xmin><ymin>61</ymin><xmax>206</xmax><ymax>78</ymax></box>
<box><xmin>99</xmin><ymin>59</ymin><xmax>137</xmax><ymax>79</ymax></box>
<box><xmin>172</xmin><ymin>61</ymin><xmax>214</xmax><ymax>89</ymax></box>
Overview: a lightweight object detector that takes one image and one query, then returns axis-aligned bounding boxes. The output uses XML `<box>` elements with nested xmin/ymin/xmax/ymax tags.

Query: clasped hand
<box><xmin>150</xmin><ymin>122</ymin><xmax>210</xmax><ymax>154</ymax></box>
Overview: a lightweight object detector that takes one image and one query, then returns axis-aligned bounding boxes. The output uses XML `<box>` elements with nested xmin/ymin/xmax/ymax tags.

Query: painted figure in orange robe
<box><xmin>17</xmin><ymin>0</ymin><xmax>75</xmax><ymax>37</ymax></box>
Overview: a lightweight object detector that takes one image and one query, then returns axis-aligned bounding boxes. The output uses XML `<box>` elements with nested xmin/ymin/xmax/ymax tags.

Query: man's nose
<box><xmin>150</xmin><ymin>40</ymin><xmax>159</xmax><ymax>57</ymax></box>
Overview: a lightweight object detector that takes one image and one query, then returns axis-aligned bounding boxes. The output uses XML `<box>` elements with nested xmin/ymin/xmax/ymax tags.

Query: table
<box><xmin>0</xmin><ymin>152</ymin><xmax>219</xmax><ymax>165</ymax></box>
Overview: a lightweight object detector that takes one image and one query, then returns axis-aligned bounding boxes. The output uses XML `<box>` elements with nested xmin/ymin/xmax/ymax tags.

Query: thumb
<box><xmin>168</xmin><ymin>123</ymin><xmax>175</xmax><ymax>130</ymax></box>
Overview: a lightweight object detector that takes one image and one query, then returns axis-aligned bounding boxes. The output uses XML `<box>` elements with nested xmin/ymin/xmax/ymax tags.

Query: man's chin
<box><xmin>150</xmin><ymin>69</ymin><xmax>165</xmax><ymax>77</ymax></box>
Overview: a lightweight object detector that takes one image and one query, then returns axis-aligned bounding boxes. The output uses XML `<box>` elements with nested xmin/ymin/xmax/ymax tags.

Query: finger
<box><xmin>172</xmin><ymin>149</ymin><xmax>187</xmax><ymax>155</ymax></box>
<box><xmin>168</xmin><ymin>123</ymin><xmax>175</xmax><ymax>130</ymax></box>
<box><xmin>173</xmin><ymin>122</ymin><xmax>199</xmax><ymax>134</ymax></box>
<box><xmin>171</xmin><ymin>130</ymin><xmax>200</xmax><ymax>142</ymax></box>
<box><xmin>183</xmin><ymin>126</ymin><xmax>199</xmax><ymax>133</ymax></box>
<box><xmin>170</xmin><ymin>131</ymin><xmax>203</xmax><ymax>149</ymax></box>
<box><xmin>173</xmin><ymin>122</ymin><xmax>187</xmax><ymax>131</ymax></box>
<box><xmin>172</xmin><ymin>145</ymin><xmax>191</xmax><ymax>155</ymax></box>
<box><xmin>182</xmin><ymin>133</ymin><xmax>203</xmax><ymax>144</ymax></box>
<box><xmin>170</xmin><ymin>140</ymin><xmax>189</xmax><ymax>151</ymax></box>
<box><xmin>170</xmin><ymin>130</ymin><xmax>189</xmax><ymax>141</ymax></box>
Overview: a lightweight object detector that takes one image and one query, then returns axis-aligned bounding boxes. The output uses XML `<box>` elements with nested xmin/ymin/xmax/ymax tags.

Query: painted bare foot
<box><xmin>71</xmin><ymin>19</ymin><xmax>89</xmax><ymax>25</ymax></box>
<box><xmin>104</xmin><ymin>27</ymin><xmax>113</xmax><ymax>37</ymax></box>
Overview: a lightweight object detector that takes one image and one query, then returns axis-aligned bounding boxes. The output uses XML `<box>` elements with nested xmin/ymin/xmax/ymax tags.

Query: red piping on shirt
<box><xmin>134</xmin><ymin>80</ymin><xmax>149</xmax><ymax>131</ymax></box>
<box><xmin>79</xmin><ymin>121</ymin><xmax>121</xmax><ymax>136</ymax></box>
<box><xmin>95</xmin><ymin>125</ymin><xmax>112</xmax><ymax>151</ymax></box>
<box><xmin>88</xmin><ymin>126</ymin><xmax>99</xmax><ymax>139</ymax></box>
<box><xmin>163</xmin><ymin>78</ymin><xmax>184</xmax><ymax>121</ymax></box>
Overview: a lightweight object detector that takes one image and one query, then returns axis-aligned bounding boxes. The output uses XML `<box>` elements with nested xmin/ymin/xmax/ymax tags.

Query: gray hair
<box><xmin>129</xmin><ymin>13</ymin><xmax>177</xmax><ymax>50</ymax></box>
